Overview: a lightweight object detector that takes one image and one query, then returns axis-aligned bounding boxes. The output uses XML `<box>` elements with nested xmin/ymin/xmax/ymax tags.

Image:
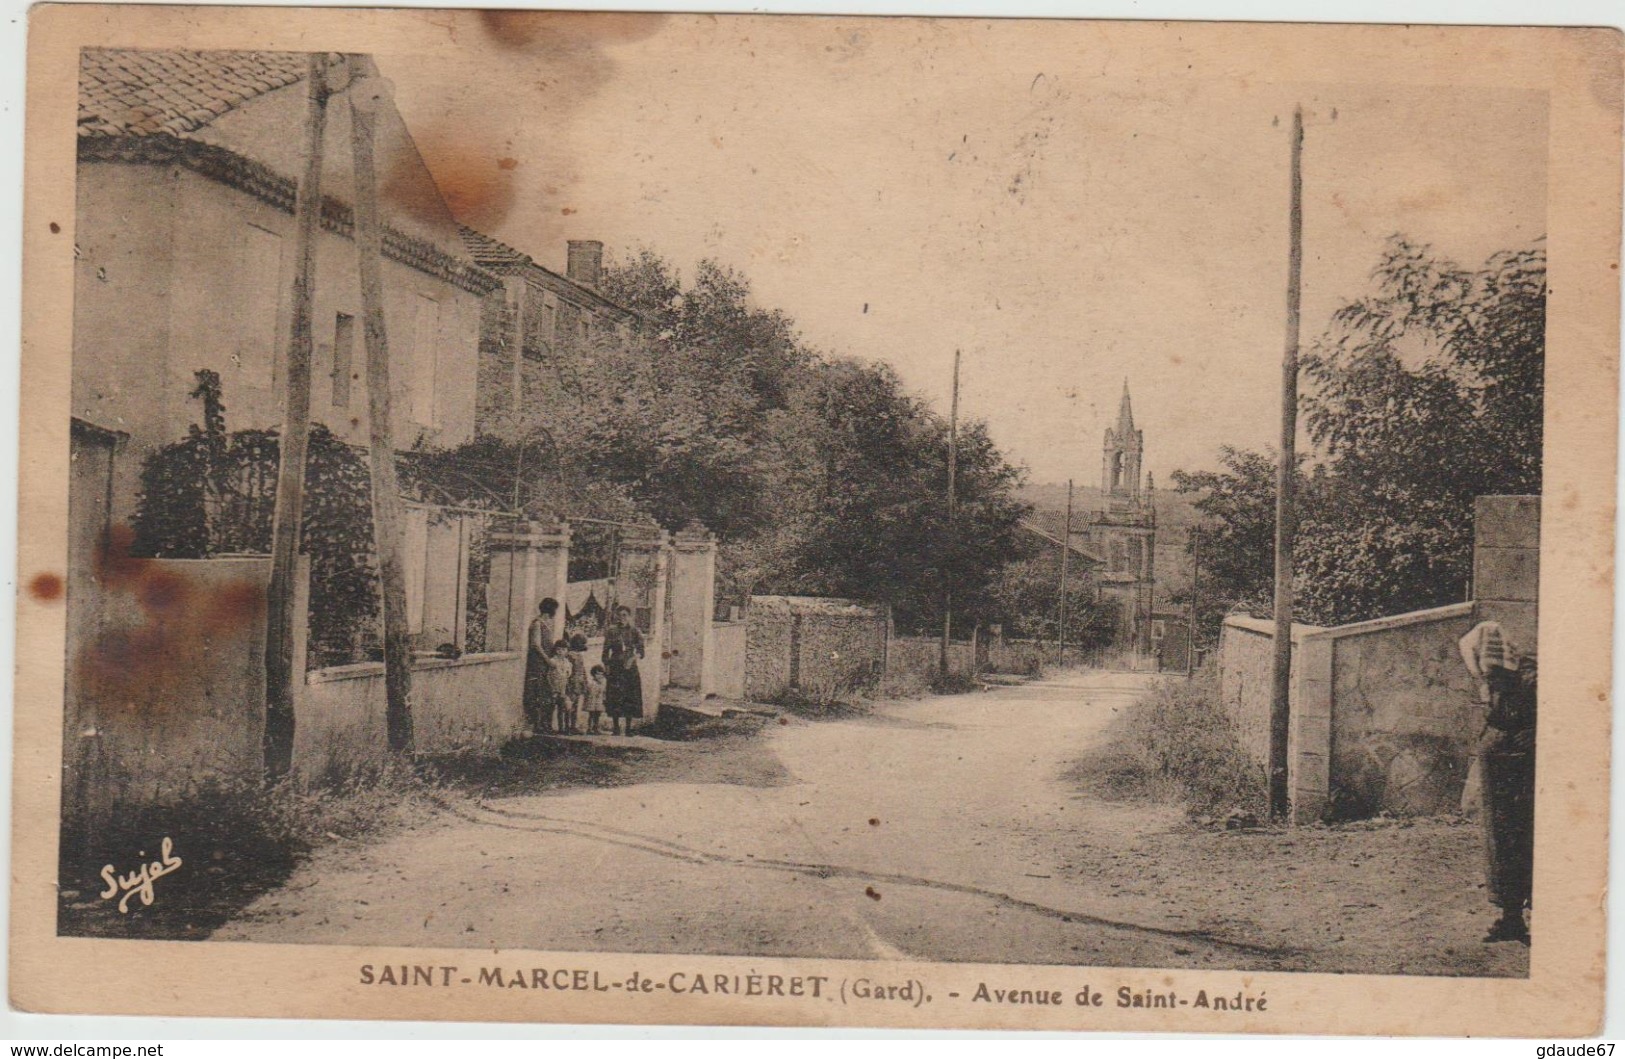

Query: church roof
<box><xmin>1116</xmin><ymin>378</ymin><xmax>1136</xmax><ymax>434</ymax></box>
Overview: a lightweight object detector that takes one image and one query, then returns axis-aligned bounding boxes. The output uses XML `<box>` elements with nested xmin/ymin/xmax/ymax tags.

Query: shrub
<box><xmin>928</xmin><ymin>671</ymin><xmax>982</xmax><ymax>695</ymax></box>
<box><xmin>1111</xmin><ymin>663</ymin><xmax>1268</xmax><ymax>818</ymax></box>
<box><xmin>875</xmin><ymin>667</ymin><xmax>930</xmax><ymax>700</ymax></box>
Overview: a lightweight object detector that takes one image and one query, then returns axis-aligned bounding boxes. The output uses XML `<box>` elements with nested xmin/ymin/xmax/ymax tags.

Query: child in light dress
<box><xmin>586</xmin><ymin>665</ymin><xmax>608</xmax><ymax>734</ymax></box>
<box><xmin>547</xmin><ymin>639</ymin><xmax>574</xmax><ymax>733</ymax></box>
<box><xmin>565</xmin><ymin>633</ymin><xmax>590</xmax><ymax>734</ymax></box>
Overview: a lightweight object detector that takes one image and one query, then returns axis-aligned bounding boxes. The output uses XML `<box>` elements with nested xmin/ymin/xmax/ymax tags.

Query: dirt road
<box><xmin>215</xmin><ymin>671</ymin><xmax>1527</xmax><ymax>976</ymax></box>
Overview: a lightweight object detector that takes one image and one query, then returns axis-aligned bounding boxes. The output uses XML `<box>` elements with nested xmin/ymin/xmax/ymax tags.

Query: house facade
<box><xmin>459</xmin><ymin>227</ymin><xmax>646</xmax><ymax>430</ymax></box>
<box><xmin>72</xmin><ymin>49</ymin><xmax>500</xmax><ymax>528</ymax></box>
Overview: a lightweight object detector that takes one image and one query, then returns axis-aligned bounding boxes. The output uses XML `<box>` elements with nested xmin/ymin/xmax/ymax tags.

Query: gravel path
<box><xmin>214</xmin><ymin>671</ymin><xmax>1528</xmax><ymax>977</ymax></box>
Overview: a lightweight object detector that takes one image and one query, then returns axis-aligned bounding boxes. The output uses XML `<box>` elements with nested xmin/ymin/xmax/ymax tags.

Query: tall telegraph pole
<box><xmin>940</xmin><ymin>349</ymin><xmax>960</xmax><ymax>680</ymax></box>
<box><xmin>1187</xmin><ymin>527</ymin><xmax>1201</xmax><ymax>679</ymax></box>
<box><xmin>1268</xmin><ymin>106</ymin><xmax>1305</xmax><ymax>820</ymax></box>
<box><xmin>1057</xmin><ymin>478</ymin><xmax>1073</xmax><ymax>665</ymax></box>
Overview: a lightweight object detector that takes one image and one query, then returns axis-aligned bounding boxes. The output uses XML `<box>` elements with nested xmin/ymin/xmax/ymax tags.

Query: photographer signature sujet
<box><xmin>99</xmin><ymin>837</ymin><xmax>183</xmax><ymax>913</ymax></box>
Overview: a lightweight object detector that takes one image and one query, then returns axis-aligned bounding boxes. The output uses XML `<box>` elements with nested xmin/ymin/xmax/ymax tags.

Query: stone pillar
<box><xmin>646</xmin><ymin>533</ymin><xmax>670</xmax><ymax>713</ymax></box>
<box><xmin>1288</xmin><ymin>630</ymin><xmax>1334</xmax><ymax>824</ymax></box>
<box><xmin>486</xmin><ymin>519</ymin><xmax>570</xmax><ymax>653</ymax></box>
<box><xmin>667</xmin><ymin>522</ymin><xmax>718</xmax><ymax>694</ymax></box>
<box><xmin>1473</xmin><ymin>495</ymin><xmax>1540</xmax><ymax>653</ymax></box>
<box><xmin>534</xmin><ymin>520</ymin><xmax>571</xmax><ymax>633</ymax></box>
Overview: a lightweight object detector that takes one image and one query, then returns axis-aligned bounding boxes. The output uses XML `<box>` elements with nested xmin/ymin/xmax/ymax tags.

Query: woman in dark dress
<box><xmin>602</xmin><ymin>605</ymin><xmax>645</xmax><ymax>736</ymax></box>
<box><xmin>522</xmin><ymin>598</ymin><xmax>560</xmax><ymax>734</ymax></box>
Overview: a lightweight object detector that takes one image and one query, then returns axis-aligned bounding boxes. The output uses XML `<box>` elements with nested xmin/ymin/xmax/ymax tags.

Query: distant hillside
<box><xmin>1019</xmin><ymin>482</ymin><xmax>1204</xmax><ymax>605</ymax></box>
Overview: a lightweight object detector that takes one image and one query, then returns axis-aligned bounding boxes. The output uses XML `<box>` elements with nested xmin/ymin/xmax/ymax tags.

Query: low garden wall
<box><xmin>1219</xmin><ymin>603</ymin><xmax>1477</xmax><ymax>821</ymax></box>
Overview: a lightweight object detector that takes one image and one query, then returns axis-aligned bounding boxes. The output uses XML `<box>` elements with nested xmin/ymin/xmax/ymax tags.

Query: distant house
<box><xmin>73</xmin><ymin>48</ymin><xmax>501</xmax><ymax>526</ymax></box>
<box><xmin>458</xmin><ymin>227</ymin><xmax>648</xmax><ymax>430</ymax></box>
<box><xmin>1017</xmin><ymin>519</ymin><xmax>1107</xmax><ymax>575</ymax></box>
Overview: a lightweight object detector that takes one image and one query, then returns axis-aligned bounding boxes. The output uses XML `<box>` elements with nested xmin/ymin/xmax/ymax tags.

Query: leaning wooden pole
<box><xmin>348</xmin><ymin>54</ymin><xmax>415</xmax><ymax>756</ymax></box>
<box><xmin>1268</xmin><ymin>105</ymin><xmax>1304</xmax><ymax>820</ymax></box>
<box><xmin>264</xmin><ymin>53</ymin><xmax>331</xmax><ymax>780</ymax></box>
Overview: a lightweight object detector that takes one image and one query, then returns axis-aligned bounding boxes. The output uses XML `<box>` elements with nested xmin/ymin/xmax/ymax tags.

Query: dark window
<box><xmin>332</xmin><ymin>312</ymin><xmax>355</xmax><ymax>408</ymax></box>
<box><xmin>521</xmin><ymin>285</ymin><xmax>555</xmax><ymax>358</ymax></box>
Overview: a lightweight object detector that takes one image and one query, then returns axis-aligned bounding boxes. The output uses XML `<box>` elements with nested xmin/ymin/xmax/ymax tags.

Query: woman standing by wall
<box><xmin>523</xmin><ymin>598</ymin><xmax>560</xmax><ymax>734</ymax></box>
<box><xmin>603</xmin><ymin>604</ymin><xmax>646</xmax><ymax>736</ymax></box>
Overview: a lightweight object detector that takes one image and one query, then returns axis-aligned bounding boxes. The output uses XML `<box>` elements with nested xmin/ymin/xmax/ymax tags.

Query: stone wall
<box><xmin>63</xmin><ymin>557</ymin><xmax>270</xmax><ymax>826</ymax></box>
<box><xmin>1219</xmin><ymin>604</ymin><xmax>1476</xmax><ymax>820</ymax></box>
<box><xmin>888</xmin><ymin>637</ymin><xmax>977</xmax><ymax>683</ymax></box>
<box><xmin>744</xmin><ymin>597</ymin><xmax>888</xmax><ymax>701</ymax></box>
<box><xmin>744</xmin><ymin>607</ymin><xmax>795</xmax><ymax>701</ymax></box>
<box><xmin>299</xmin><ymin>651</ymin><xmax>525</xmax><ymax>780</ymax></box>
<box><xmin>1216</xmin><ymin>616</ymin><xmax>1288</xmax><ymax>769</ymax></box>
<box><xmin>1325</xmin><ymin>606</ymin><xmax>1479</xmax><ymax>817</ymax></box>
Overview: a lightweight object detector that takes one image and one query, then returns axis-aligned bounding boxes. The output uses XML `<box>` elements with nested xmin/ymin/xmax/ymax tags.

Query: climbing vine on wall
<box><xmin>131</xmin><ymin>373</ymin><xmax>382</xmax><ymax>668</ymax></box>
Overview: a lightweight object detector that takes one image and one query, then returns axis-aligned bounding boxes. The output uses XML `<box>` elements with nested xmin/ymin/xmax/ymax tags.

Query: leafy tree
<box><xmin>771</xmin><ymin>358</ymin><xmax>1030</xmax><ymax>631</ymax></box>
<box><xmin>1297</xmin><ymin>236</ymin><xmax>1543</xmax><ymax>622</ymax></box>
<box><xmin>475</xmin><ymin>248</ymin><xmax>1034</xmax><ymax>631</ymax></box>
<box><xmin>1170</xmin><ymin>447</ymin><xmax>1285</xmax><ymax>636</ymax></box>
<box><xmin>988</xmin><ymin>552</ymin><xmax>1118</xmax><ymax>649</ymax></box>
<box><xmin>1173</xmin><ymin>236</ymin><xmax>1545</xmax><ymax>629</ymax></box>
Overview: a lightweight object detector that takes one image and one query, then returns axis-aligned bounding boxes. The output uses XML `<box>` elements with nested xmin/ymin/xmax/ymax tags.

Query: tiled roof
<box><xmin>458</xmin><ymin>225</ymin><xmax>533</xmax><ymax>269</ymax></box>
<box><xmin>1019</xmin><ymin>520</ymin><xmax>1105</xmax><ymax>564</ymax></box>
<box><xmin>78</xmin><ymin>48</ymin><xmax>309</xmax><ymax>139</ymax></box>
<box><xmin>459</xmin><ymin>225</ymin><xmax>651</xmax><ymax>325</ymax></box>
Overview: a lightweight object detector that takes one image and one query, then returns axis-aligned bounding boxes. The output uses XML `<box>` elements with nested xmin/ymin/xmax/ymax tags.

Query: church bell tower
<box><xmin>1102</xmin><ymin>379</ymin><xmax>1145</xmax><ymax>508</ymax></box>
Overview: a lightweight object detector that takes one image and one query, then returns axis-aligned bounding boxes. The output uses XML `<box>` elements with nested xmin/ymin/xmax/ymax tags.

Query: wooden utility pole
<box><xmin>1056</xmin><ymin>478</ymin><xmax>1073</xmax><ymax>665</ymax></box>
<box><xmin>1187</xmin><ymin>527</ymin><xmax>1201</xmax><ymax>679</ymax></box>
<box><xmin>1269</xmin><ymin>106</ymin><xmax>1305</xmax><ymax>820</ymax></box>
<box><xmin>264</xmin><ymin>53</ymin><xmax>331</xmax><ymax>780</ymax></box>
<box><xmin>348</xmin><ymin>53</ymin><xmax>415</xmax><ymax>756</ymax></box>
<box><xmin>940</xmin><ymin>348</ymin><xmax>960</xmax><ymax>680</ymax></box>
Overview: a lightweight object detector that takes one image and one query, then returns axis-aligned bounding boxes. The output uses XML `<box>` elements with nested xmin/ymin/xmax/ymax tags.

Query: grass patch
<box><xmin>765</xmin><ymin>665</ymin><xmax>986</xmax><ymax>719</ymax></box>
<box><xmin>57</xmin><ymin>762</ymin><xmax>432</xmax><ymax>941</ymax></box>
<box><xmin>58</xmin><ymin>708</ymin><xmax>777</xmax><ymax>941</ymax></box>
<box><xmin>1073</xmin><ymin>663</ymin><xmax>1269</xmax><ymax>820</ymax></box>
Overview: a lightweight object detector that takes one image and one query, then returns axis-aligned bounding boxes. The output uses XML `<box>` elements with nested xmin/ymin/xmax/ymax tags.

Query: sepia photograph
<box><xmin>9</xmin><ymin>5</ymin><xmax>1620</xmax><ymax>1035</ymax></box>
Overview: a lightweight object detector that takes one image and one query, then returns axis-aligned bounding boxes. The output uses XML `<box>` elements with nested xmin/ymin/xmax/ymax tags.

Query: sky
<box><xmin>377</xmin><ymin>13</ymin><xmax>1548</xmax><ymax>487</ymax></box>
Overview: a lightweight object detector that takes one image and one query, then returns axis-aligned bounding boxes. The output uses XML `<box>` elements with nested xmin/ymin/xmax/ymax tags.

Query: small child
<box><xmin>586</xmin><ymin>664</ymin><xmax>608</xmax><ymax>734</ymax></box>
<box><xmin>566</xmin><ymin>633</ymin><xmax>590</xmax><ymax>733</ymax></box>
<box><xmin>547</xmin><ymin>639</ymin><xmax>573</xmax><ymax>733</ymax></box>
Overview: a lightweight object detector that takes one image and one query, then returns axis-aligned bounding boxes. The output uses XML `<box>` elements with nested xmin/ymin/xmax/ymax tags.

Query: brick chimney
<box><xmin>566</xmin><ymin>240</ymin><xmax>603</xmax><ymax>289</ymax></box>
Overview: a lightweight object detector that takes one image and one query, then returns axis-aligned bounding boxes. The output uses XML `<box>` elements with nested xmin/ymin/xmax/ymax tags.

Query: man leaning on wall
<box><xmin>1458</xmin><ymin>620</ymin><xmax>1537</xmax><ymax>945</ymax></box>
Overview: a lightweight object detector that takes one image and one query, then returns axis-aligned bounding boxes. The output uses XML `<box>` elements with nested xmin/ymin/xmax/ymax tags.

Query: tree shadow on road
<box><xmin>422</xmin><ymin>712</ymin><xmax>792</xmax><ymax>801</ymax></box>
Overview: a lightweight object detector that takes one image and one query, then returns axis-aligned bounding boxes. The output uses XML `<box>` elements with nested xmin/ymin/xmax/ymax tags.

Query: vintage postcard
<box><xmin>9</xmin><ymin>5</ymin><xmax>1621</xmax><ymax>1036</ymax></box>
